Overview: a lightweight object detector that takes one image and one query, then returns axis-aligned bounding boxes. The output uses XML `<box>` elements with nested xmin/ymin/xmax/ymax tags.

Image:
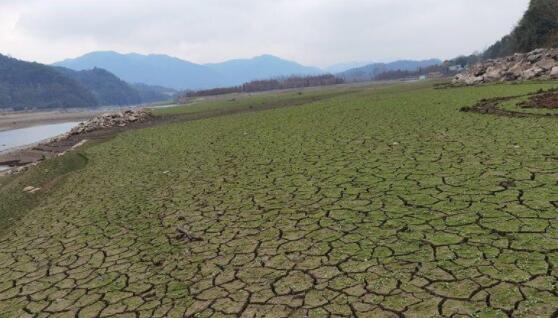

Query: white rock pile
<box><xmin>67</xmin><ymin>109</ymin><xmax>153</xmax><ymax>136</ymax></box>
<box><xmin>453</xmin><ymin>48</ymin><xmax>558</xmax><ymax>85</ymax></box>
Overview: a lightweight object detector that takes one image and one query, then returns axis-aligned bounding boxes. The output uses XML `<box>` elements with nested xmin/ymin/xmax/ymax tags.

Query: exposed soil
<box><xmin>461</xmin><ymin>89</ymin><xmax>558</xmax><ymax>118</ymax></box>
<box><xmin>460</xmin><ymin>96</ymin><xmax>533</xmax><ymax>118</ymax></box>
<box><xmin>519</xmin><ymin>91</ymin><xmax>558</xmax><ymax>109</ymax></box>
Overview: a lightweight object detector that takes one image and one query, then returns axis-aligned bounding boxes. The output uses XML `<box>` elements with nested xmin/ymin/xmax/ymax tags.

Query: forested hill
<box><xmin>0</xmin><ymin>54</ymin><xmax>174</xmax><ymax>110</ymax></box>
<box><xmin>484</xmin><ymin>0</ymin><xmax>558</xmax><ymax>59</ymax></box>
<box><xmin>0</xmin><ymin>54</ymin><xmax>98</xmax><ymax>109</ymax></box>
<box><xmin>55</xmin><ymin>67</ymin><xmax>142</xmax><ymax>106</ymax></box>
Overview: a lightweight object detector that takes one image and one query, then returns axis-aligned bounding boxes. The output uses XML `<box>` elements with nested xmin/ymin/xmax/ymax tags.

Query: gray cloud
<box><xmin>0</xmin><ymin>0</ymin><xmax>529</xmax><ymax>67</ymax></box>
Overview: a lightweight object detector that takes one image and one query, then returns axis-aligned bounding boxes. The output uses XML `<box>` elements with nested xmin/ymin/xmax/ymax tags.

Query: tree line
<box><xmin>180</xmin><ymin>74</ymin><xmax>344</xmax><ymax>99</ymax></box>
<box><xmin>374</xmin><ymin>65</ymin><xmax>456</xmax><ymax>81</ymax></box>
<box><xmin>484</xmin><ymin>0</ymin><xmax>558</xmax><ymax>59</ymax></box>
<box><xmin>446</xmin><ymin>0</ymin><xmax>558</xmax><ymax>68</ymax></box>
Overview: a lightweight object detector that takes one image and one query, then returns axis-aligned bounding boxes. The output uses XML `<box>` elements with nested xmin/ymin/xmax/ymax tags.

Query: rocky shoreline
<box><xmin>0</xmin><ymin>109</ymin><xmax>153</xmax><ymax>175</ymax></box>
<box><xmin>52</xmin><ymin>109</ymin><xmax>153</xmax><ymax>141</ymax></box>
<box><xmin>453</xmin><ymin>48</ymin><xmax>558</xmax><ymax>85</ymax></box>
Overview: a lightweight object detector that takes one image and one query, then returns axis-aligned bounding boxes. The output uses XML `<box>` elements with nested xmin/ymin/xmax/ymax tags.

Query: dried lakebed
<box><xmin>3</xmin><ymin>82</ymin><xmax>558</xmax><ymax>317</ymax></box>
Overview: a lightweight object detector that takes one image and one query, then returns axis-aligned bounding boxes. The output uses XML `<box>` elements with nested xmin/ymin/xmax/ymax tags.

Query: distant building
<box><xmin>419</xmin><ymin>75</ymin><xmax>427</xmax><ymax>80</ymax></box>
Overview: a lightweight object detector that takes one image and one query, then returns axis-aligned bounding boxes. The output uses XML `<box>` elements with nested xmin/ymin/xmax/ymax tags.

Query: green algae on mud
<box><xmin>0</xmin><ymin>151</ymin><xmax>89</xmax><ymax>232</ymax></box>
<box><xmin>2</xmin><ymin>81</ymin><xmax>558</xmax><ymax>317</ymax></box>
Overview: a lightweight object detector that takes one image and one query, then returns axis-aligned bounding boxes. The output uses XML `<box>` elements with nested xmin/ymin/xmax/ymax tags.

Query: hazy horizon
<box><xmin>0</xmin><ymin>0</ymin><xmax>529</xmax><ymax>68</ymax></box>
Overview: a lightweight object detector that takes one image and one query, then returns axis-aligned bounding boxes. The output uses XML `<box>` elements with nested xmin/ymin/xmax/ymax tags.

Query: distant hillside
<box><xmin>54</xmin><ymin>52</ymin><xmax>219</xmax><ymax>90</ymax></box>
<box><xmin>205</xmin><ymin>55</ymin><xmax>322</xmax><ymax>86</ymax></box>
<box><xmin>55</xmin><ymin>67</ymin><xmax>142</xmax><ymax>106</ymax></box>
<box><xmin>180</xmin><ymin>74</ymin><xmax>344</xmax><ymax>100</ymax></box>
<box><xmin>0</xmin><ymin>54</ymin><xmax>98</xmax><ymax>109</ymax></box>
<box><xmin>131</xmin><ymin>83</ymin><xmax>177</xmax><ymax>103</ymax></box>
<box><xmin>0</xmin><ymin>53</ymin><xmax>171</xmax><ymax>109</ymax></box>
<box><xmin>484</xmin><ymin>0</ymin><xmax>558</xmax><ymax>59</ymax></box>
<box><xmin>54</xmin><ymin>51</ymin><xmax>323</xmax><ymax>90</ymax></box>
<box><xmin>325</xmin><ymin>61</ymin><xmax>372</xmax><ymax>73</ymax></box>
<box><xmin>338</xmin><ymin>59</ymin><xmax>442</xmax><ymax>82</ymax></box>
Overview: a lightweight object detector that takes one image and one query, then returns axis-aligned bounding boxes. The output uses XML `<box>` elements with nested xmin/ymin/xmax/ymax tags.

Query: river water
<box><xmin>0</xmin><ymin>121</ymin><xmax>79</xmax><ymax>171</ymax></box>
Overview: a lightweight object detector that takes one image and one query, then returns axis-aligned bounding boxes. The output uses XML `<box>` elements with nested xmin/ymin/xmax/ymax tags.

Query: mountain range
<box><xmin>338</xmin><ymin>59</ymin><xmax>442</xmax><ymax>82</ymax></box>
<box><xmin>325</xmin><ymin>61</ymin><xmax>374</xmax><ymax>73</ymax></box>
<box><xmin>54</xmin><ymin>52</ymin><xmax>322</xmax><ymax>90</ymax></box>
<box><xmin>55</xmin><ymin>51</ymin><xmax>442</xmax><ymax>91</ymax></box>
<box><xmin>0</xmin><ymin>50</ymin><xmax>443</xmax><ymax>109</ymax></box>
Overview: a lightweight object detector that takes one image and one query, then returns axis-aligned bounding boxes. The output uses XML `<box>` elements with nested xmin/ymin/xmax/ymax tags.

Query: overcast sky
<box><xmin>0</xmin><ymin>0</ymin><xmax>529</xmax><ymax>68</ymax></box>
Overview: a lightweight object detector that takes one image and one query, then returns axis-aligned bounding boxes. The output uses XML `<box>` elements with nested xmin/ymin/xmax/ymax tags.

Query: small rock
<box><xmin>23</xmin><ymin>186</ymin><xmax>35</xmax><ymax>192</ymax></box>
<box><xmin>23</xmin><ymin>186</ymin><xmax>40</xmax><ymax>193</ymax></box>
<box><xmin>15</xmin><ymin>166</ymin><xmax>27</xmax><ymax>173</ymax></box>
<box><xmin>29</xmin><ymin>187</ymin><xmax>41</xmax><ymax>194</ymax></box>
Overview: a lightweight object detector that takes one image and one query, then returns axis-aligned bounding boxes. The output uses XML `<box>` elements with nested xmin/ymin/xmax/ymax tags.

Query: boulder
<box><xmin>527</xmin><ymin>53</ymin><xmax>542</xmax><ymax>63</ymax></box>
<box><xmin>23</xmin><ymin>186</ymin><xmax>41</xmax><ymax>193</ymax></box>
<box><xmin>521</xmin><ymin>67</ymin><xmax>545</xmax><ymax>80</ymax></box>
<box><xmin>465</xmin><ymin>76</ymin><xmax>485</xmax><ymax>85</ymax></box>
<box><xmin>484</xmin><ymin>67</ymin><xmax>503</xmax><ymax>81</ymax></box>
<box><xmin>536</xmin><ymin>58</ymin><xmax>556</xmax><ymax>70</ymax></box>
<box><xmin>454</xmin><ymin>48</ymin><xmax>558</xmax><ymax>85</ymax></box>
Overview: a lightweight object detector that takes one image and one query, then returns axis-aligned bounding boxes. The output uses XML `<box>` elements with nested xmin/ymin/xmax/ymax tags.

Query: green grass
<box><xmin>2</xmin><ymin>81</ymin><xmax>558</xmax><ymax>317</ymax></box>
<box><xmin>152</xmin><ymin>84</ymin><xmax>363</xmax><ymax>117</ymax></box>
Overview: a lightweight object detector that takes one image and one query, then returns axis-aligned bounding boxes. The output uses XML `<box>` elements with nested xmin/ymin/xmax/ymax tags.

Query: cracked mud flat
<box><xmin>3</xmin><ymin>82</ymin><xmax>558</xmax><ymax>317</ymax></box>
